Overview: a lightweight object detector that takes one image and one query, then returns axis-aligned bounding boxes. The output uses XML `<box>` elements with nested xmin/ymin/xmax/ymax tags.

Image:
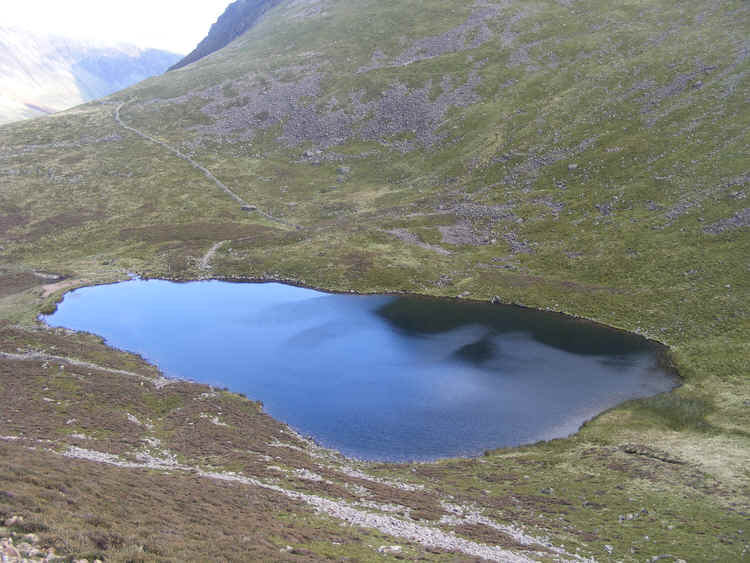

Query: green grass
<box><xmin>631</xmin><ymin>393</ymin><xmax>714</xmax><ymax>432</ymax></box>
<box><xmin>0</xmin><ymin>0</ymin><xmax>748</xmax><ymax>560</ymax></box>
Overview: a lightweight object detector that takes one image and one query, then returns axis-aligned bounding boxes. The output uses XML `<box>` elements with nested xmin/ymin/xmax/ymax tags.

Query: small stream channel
<box><xmin>45</xmin><ymin>279</ymin><xmax>680</xmax><ymax>461</ymax></box>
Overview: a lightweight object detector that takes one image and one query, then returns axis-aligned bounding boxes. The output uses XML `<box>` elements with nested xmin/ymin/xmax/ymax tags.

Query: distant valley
<box><xmin>0</xmin><ymin>27</ymin><xmax>181</xmax><ymax>124</ymax></box>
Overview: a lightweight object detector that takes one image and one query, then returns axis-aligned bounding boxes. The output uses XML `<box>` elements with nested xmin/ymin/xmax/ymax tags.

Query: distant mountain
<box><xmin>0</xmin><ymin>28</ymin><xmax>181</xmax><ymax>124</ymax></box>
<box><xmin>169</xmin><ymin>0</ymin><xmax>281</xmax><ymax>70</ymax></box>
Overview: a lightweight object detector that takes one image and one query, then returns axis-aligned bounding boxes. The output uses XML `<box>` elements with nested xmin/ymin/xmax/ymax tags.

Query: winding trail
<box><xmin>199</xmin><ymin>240</ymin><xmax>227</xmax><ymax>270</ymax></box>
<box><xmin>55</xmin><ymin>444</ymin><xmax>549</xmax><ymax>563</ymax></box>
<box><xmin>114</xmin><ymin>100</ymin><xmax>299</xmax><ymax>229</ymax></box>
<box><xmin>0</xmin><ymin>351</ymin><xmax>172</xmax><ymax>389</ymax></box>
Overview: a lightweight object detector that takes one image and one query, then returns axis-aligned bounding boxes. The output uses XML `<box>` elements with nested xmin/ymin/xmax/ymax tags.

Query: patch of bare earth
<box><xmin>41</xmin><ymin>278</ymin><xmax>86</xmax><ymax>298</ymax></box>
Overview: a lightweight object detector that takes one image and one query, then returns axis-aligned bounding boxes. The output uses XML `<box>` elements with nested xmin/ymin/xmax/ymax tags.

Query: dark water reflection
<box><xmin>45</xmin><ymin>280</ymin><xmax>679</xmax><ymax>461</ymax></box>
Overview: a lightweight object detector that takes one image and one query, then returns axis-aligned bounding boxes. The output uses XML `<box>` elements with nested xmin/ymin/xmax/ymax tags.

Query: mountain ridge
<box><xmin>169</xmin><ymin>0</ymin><xmax>282</xmax><ymax>71</ymax></box>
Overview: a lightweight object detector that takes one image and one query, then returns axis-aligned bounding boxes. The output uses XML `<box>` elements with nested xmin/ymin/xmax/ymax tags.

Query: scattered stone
<box><xmin>434</xmin><ymin>274</ymin><xmax>453</xmax><ymax>288</ymax></box>
<box><xmin>540</xmin><ymin>487</ymin><xmax>554</xmax><ymax>495</ymax></box>
<box><xmin>358</xmin><ymin>4</ymin><xmax>501</xmax><ymax>72</ymax></box>
<box><xmin>180</xmin><ymin>52</ymin><xmax>485</xmax><ymax>154</ymax></box>
<box><xmin>4</xmin><ymin>516</ymin><xmax>22</xmax><ymax>527</ymax></box>
<box><xmin>568</xmin><ymin>163</ymin><xmax>579</xmax><ymax>170</ymax></box>
<box><xmin>200</xmin><ymin>413</ymin><xmax>229</xmax><ymax>427</ymax></box>
<box><xmin>378</xmin><ymin>545</ymin><xmax>403</xmax><ymax>554</ymax></box>
<box><xmin>622</xmin><ymin>444</ymin><xmax>685</xmax><ymax>464</ymax></box>
<box><xmin>502</xmin><ymin>232</ymin><xmax>534</xmax><ymax>254</ymax></box>
<box><xmin>1</xmin><ymin>539</ymin><xmax>21</xmax><ymax>560</ymax></box>
<box><xmin>294</xmin><ymin>468</ymin><xmax>330</xmax><ymax>483</ymax></box>
<box><xmin>604</xmin><ymin>544</ymin><xmax>613</xmax><ymax>554</ymax></box>
<box><xmin>439</xmin><ymin>222</ymin><xmax>492</xmax><ymax>246</ymax></box>
<box><xmin>703</xmin><ymin>207</ymin><xmax>750</xmax><ymax>234</ymax></box>
<box><xmin>385</xmin><ymin>228</ymin><xmax>451</xmax><ymax>255</ymax></box>
<box><xmin>455</xmin><ymin>203</ymin><xmax>517</xmax><ymax>222</ymax></box>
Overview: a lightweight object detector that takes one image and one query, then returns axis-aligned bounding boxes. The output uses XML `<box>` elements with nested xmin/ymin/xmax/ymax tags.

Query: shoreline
<box><xmin>43</xmin><ymin>271</ymin><xmax>683</xmax><ymax>361</ymax></box>
<box><xmin>37</xmin><ymin>273</ymin><xmax>685</xmax><ymax>466</ymax></box>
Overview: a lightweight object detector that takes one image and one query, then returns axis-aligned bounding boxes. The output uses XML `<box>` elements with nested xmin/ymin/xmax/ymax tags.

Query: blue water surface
<box><xmin>45</xmin><ymin>280</ymin><xmax>679</xmax><ymax>461</ymax></box>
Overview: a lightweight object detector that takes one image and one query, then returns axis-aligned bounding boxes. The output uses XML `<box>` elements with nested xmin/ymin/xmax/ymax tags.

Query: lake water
<box><xmin>45</xmin><ymin>280</ymin><xmax>679</xmax><ymax>461</ymax></box>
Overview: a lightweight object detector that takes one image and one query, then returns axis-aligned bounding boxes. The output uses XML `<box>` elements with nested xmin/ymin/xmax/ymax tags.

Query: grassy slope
<box><xmin>0</xmin><ymin>0</ymin><xmax>748</xmax><ymax>560</ymax></box>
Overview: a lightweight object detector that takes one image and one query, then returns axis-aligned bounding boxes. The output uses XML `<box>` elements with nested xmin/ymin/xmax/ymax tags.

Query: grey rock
<box><xmin>703</xmin><ymin>207</ymin><xmax>750</xmax><ymax>234</ymax></box>
<box><xmin>3</xmin><ymin>516</ymin><xmax>22</xmax><ymax>527</ymax></box>
<box><xmin>22</xmin><ymin>533</ymin><xmax>40</xmax><ymax>544</ymax></box>
<box><xmin>358</xmin><ymin>4</ymin><xmax>504</xmax><ymax>72</ymax></box>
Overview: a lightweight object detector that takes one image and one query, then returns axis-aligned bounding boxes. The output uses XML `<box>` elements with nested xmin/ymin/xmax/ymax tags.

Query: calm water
<box><xmin>45</xmin><ymin>280</ymin><xmax>679</xmax><ymax>461</ymax></box>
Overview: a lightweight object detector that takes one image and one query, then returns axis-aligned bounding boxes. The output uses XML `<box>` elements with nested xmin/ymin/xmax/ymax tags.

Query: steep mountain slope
<box><xmin>169</xmin><ymin>0</ymin><xmax>282</xmax><ymax>70</ymax></box>
<box><xmin>0</xmin><ymin>27</ymin><xmax>180</xmax><ymax>124</ymax></box>
<box><xmin>0</xmin><ymin>0</ymin><xmax>748</xmax><ymax>560</ymax></box>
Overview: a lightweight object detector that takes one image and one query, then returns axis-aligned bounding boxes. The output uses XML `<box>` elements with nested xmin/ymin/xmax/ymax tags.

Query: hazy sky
<box><xmin>0</xmin><ymin>0</ymin><xmax>232</xmax><ymax>54</ymax></box>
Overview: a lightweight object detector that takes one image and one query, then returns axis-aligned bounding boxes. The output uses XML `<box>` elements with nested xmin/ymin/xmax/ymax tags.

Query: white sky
<box><xmin>0</xmin><ymin>0</ymin><xmax>233</xmax><ymax>54</ymax></box>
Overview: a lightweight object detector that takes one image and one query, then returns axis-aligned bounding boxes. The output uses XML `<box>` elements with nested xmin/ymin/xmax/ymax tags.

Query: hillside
<box><xmin>0</xmin><ymin>0</ymin><xmax>748</xmax><ymax>560</ymax></box>
<box><xmin>0</xmin><ymin>27</ymin><xmax>180</xmax><ymax>124</ymax></box>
